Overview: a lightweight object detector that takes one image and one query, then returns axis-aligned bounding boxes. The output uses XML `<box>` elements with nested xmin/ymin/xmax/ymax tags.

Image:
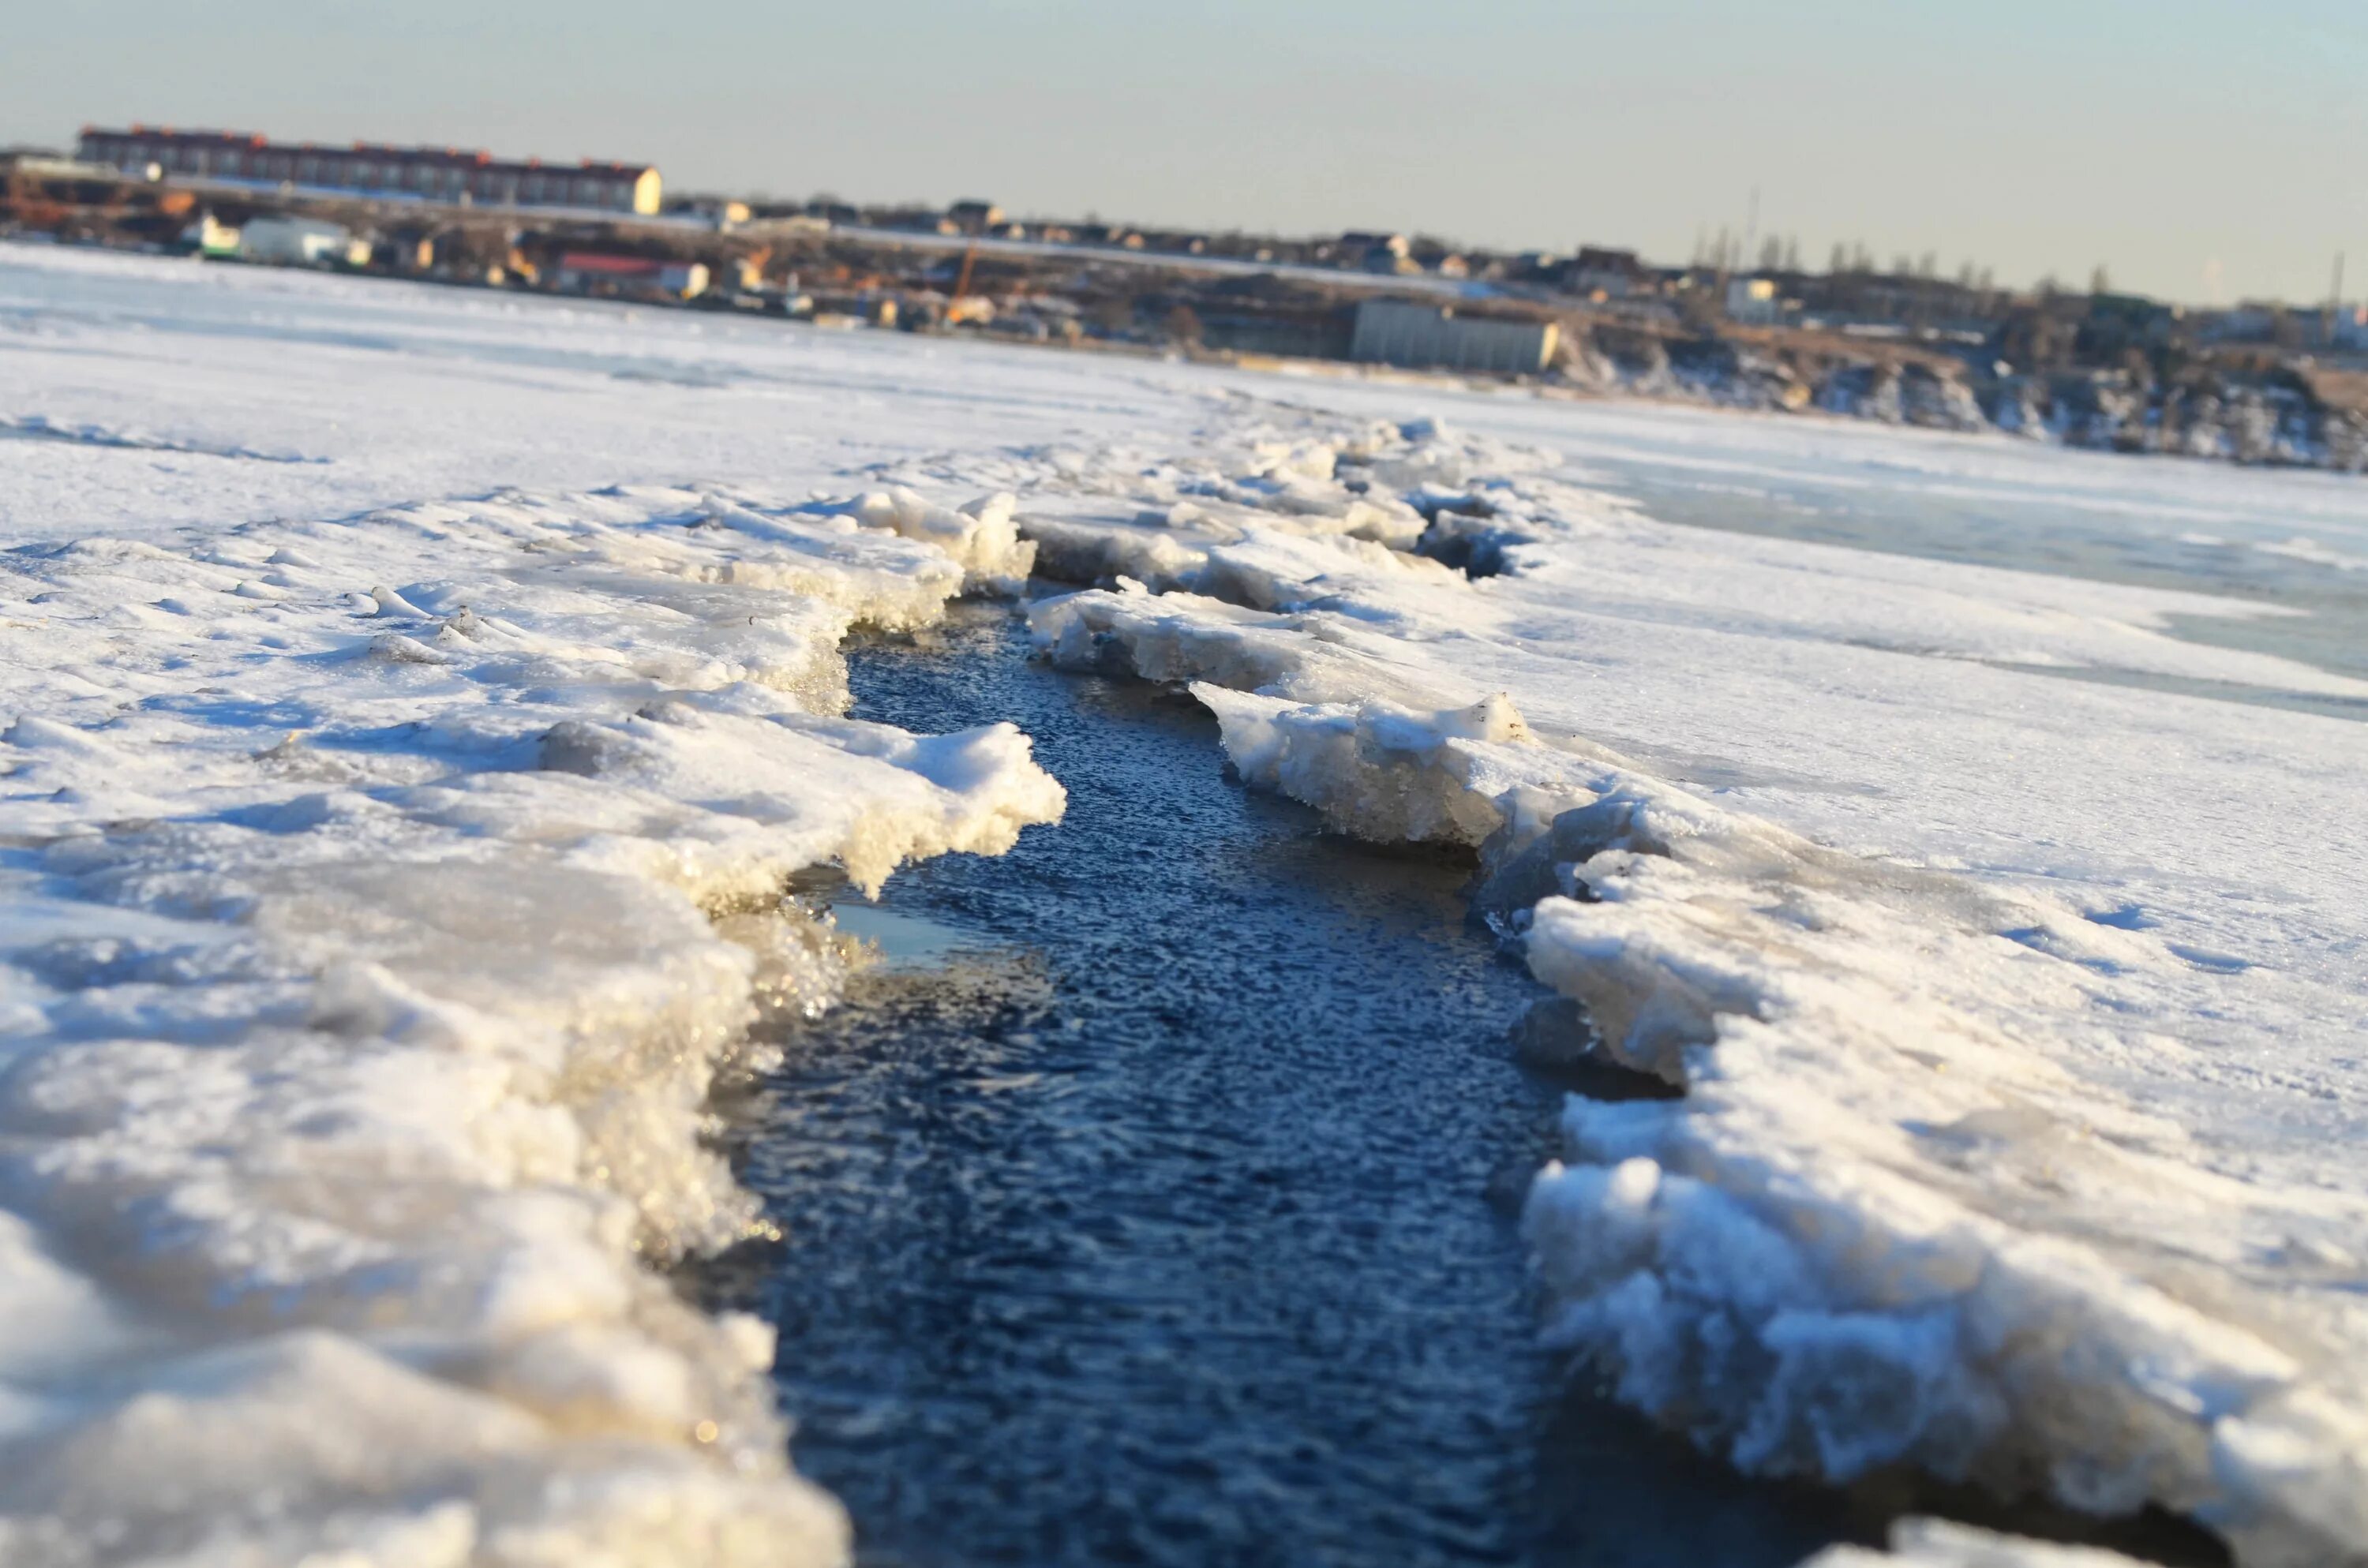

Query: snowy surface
<box><xmin>6</xmin><ymin>243</ymin><xmax>2368</xmax><ymax>1566</ymax></box>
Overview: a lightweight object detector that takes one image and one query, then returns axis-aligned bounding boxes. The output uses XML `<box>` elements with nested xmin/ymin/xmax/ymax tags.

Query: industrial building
<box><xmin>1725</xmin><ymin>275</ymin><xmax>1782</xmax><ymax>324</ymax></box>
<box><xmin>1348</xmin><ymin>299</ymin><xmax>1559</xmax><ymax>375</ymax></box>
<box><xmin>239</xmin><ymin>215</ymin><xmax>365</xmax><ymax>268</ymax></box>
<box><xmin>77</xmin><ymin>127</ymin><xmax>661</xmax><ymax>215</ymax></box>
<box><xmin>553</xmin><ymin>253</ymin><xmax>709</xmax><ymax>301</ymax></box>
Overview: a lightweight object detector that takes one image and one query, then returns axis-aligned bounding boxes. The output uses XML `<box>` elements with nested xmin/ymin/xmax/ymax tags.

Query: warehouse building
<box><xmin>1348</xmin><ymin>299</ymin><xmax>1559</xmax><ymax>375</ymax></box>
<box><xmin>240</xmin><ymin>215</ymin><xmax>365</xmax><ymax>268</ymax></box>
<box><xmin>77</xmin><ymin>126</ymin><xmax>661</xmax><ymax>215</ymax></box>
<box><xmin>553</xmin><ymin>253</ymin><xmax>710</xmax><ymax>301</ymax></box>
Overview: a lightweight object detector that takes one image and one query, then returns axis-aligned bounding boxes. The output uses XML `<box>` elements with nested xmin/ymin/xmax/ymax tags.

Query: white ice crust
<box><xmin>0</xmin><ymin>248</ymin><xmax>1079</xmax><ymax>1566</ymax></box>
<box><xmin>9</xmin><ymin>245</ymin><xmax>2368</xmax><ymax>1567</ymax></box>
<box><xmin>0</xmin><ymin>485</ymin><xmax>1066</xmax><ymax>1563</ymax></box>
<box><xmin>1016</xmin><ymin>420</ymin><xmax>2368</xmax><ymax>1567</ymax></box>
<box><xmin>1802</xmin><ymin>1518</ymin><xmax>2161</xmax><ymax>1568</ymax></box>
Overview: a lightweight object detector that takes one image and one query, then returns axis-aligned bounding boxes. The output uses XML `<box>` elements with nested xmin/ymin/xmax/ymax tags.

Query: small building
<box><xmin>180</xmin><ymin>211</ymin><xmax>242</xmax><ymax>259</ymax></box>
<box><xmin>670</xmin><ymin>196</ymin><xmax>751</xmax><ymax>230</ymax></box>
<box><xmin>2087</xmin><ymin>291</ymin><xmax>2181</xmax><ymax>342</ymax></box>
<box><xmin>1568</xmin><ymin>246</ymin><xmax>1650</xmax><ymax>299</ymax></box>
<box><xmin>882</xmin><ymin>208</ymin><xmax>961</xmax><ymax>236</ymax></box>
<box><xmin>377</xmin><ymin>227</ymin><xmax>438</xmax><ymax>272</ymax></box>
<box><xmin>553</xmin><ymin>252</ymin><xmax>709</xmax><ymax>300</ymax></box>
<box><xmin>1348</xmin><ymin>299</ymin><xmax>1559</xmax><ymax>375</ymax></box>
<box><xmin>2197</xmin><ymin>305</ymin><xmax>2279</xmax><ymax>345</ymax></box>
<box><xmin>241</xmin><ymin>215</ymin><xmax>365</xmax><ymax>267</ymax></box>
<box><xmin>1725</xmin><ymin>275</ymin><xmax>1780</xmax><ymax>324</ymax></box>
<box><xmin>811</xmin><ymin>291</ymin><xmax>898</xmax><ymax>328</ymax></box>
<box><xmin>1340</xmin><ymin>230</ymin><xmax>1414</xmax><ymax>274</ymax></box>
<box><xmin>947</xmin><ymin>199</ymin><xmax>1002</xmax><ymax>234</ymax></box>
<box><xmin>2</xmin><ymin>152</ymin><xmax>126</xmax><ymax>182</ymax></box>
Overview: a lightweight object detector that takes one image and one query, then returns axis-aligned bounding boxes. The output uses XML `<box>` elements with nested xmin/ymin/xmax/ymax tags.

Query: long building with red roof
<box><xmin>77</xmin><ymin>126</ymin><xmax>661</xmax><ymax>215</ymax></box>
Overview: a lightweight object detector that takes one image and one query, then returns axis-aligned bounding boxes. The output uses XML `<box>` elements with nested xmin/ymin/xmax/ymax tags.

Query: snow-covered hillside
<box><xmin>5</xmin><ymin>243</ymin><xmax>2366</xmax><ymax>1568</ymax></box>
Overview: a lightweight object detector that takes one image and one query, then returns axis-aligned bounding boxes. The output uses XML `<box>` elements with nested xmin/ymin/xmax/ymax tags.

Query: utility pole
<box><xmin>2329</xmin><ymin>251</ymin><xmax>2346</xmax><ymax>346</ymax></box>
<box><xmin>951</xmin><ymin>236</ymin><xmax>980</xmax><ymax>310</ymax></box>
<box><xmin>1743</xmin><ymin>185</ymin><xmax>1760</xmax><ymax>275</ymax></box>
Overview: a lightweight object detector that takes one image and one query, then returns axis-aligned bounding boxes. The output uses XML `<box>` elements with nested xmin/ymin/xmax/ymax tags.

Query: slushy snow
<box><xmin>6</xmin><ymin>241</ymin><xmax>2368</xmax><ymax>1567</ymax></box>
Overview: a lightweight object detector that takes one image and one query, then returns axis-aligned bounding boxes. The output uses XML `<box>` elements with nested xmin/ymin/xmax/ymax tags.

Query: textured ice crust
<box><xmin>1803</xmin><ymin>1518</ymin><xmax>2160</xmax><ymax>1567</ymax></box>
<box><xmin>0</xmin><ymin>481</ymin><xmax>1063</xmax><ymax>1566</ymax></box>
<box><xmin>821</xmin><ymin>486</ymin><xmax>1037</xmax><ymax>597</ymax></box>
<box><xmin>1022</xmin><ymin>416</ymin><xmax>2368</xmax><ymax>1568</ymax></box>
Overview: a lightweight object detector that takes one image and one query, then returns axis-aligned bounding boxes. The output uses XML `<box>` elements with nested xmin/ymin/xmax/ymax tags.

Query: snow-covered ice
<box><xmin>6</xmin><ymin>242</ymin><xmax>2368</xmax><ymax>1566</ymax></box>
<box><xmin>0</xmin><ymin>249</ymin><xmax>1077</xmax><ymax>1565</ymax></box>
<box><xmin>1007</xmin><ymin>423</ymin><xmax>2368</xmax><ymax>1565</ymax></box>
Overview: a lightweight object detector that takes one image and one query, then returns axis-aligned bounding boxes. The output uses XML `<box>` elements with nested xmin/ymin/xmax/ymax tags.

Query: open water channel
<box><xmin>691</xmin><ymin>604</ymin><xmax>2220</xmax><ymax>1568</ymax></box>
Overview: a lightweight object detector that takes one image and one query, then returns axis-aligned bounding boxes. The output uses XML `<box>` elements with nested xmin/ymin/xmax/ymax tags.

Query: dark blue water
<box><xmin>691</xmin><ymin>604</ymin><xmax>1862</xmax><ymax>1567</ymax></box>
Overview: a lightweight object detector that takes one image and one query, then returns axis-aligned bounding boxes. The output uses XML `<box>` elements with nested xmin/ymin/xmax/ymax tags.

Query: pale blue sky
<box><xmin>13</xmin><ymin>0</ymin><xmax>2364</xmax><ymax>302</ymax></box>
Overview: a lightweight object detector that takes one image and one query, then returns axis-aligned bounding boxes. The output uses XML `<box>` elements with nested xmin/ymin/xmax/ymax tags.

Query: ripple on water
<box><xmin>692</xmin><ymin>604</ymin><xmax>1863</xmax><ymax>1568</ymax></box>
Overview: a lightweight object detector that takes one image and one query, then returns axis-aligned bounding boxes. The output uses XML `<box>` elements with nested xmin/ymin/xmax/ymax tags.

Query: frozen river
<box><xmin>692</xmin><ymin>608</ymin><xmax>1845</xmax><ymax>1568</ymax></box>
<box><xmin>691</xmin><ymin>608</ymin><xmax>2223</xmax><ymax>1568</ymax></box>
<box><xmin>3</xmin><ymin>245</ymin><xmax>2362</xmax><ymax>1568</ymax></box>
<box><xmin>1549</xmin><ymin>408</ymin><xmax>2368</xmax><ymax>709</ymax></box>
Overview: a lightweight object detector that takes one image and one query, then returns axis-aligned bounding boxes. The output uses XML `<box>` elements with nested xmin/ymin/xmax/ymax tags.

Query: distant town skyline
<box><xmin>13</xmin><ymin>0</ymin><xmax>2366</xmax><ymax>307</ymax></box>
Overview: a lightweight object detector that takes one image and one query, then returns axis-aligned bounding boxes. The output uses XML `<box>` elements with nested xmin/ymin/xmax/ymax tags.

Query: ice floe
<box><xmin>1</xmin><ymin>476</ymin><xmax>1060</xmax><ymax>1563</ymax></box>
